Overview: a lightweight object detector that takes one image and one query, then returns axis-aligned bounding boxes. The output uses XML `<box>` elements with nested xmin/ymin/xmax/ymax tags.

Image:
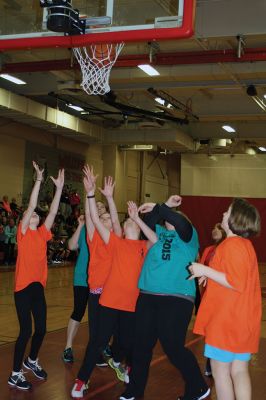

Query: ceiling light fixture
<box><xmin>0</xmin><ymin>74</ymin><xmax>26</xmax><ymax>85</ymax></box>
<box><xmin>67</xmin><ymin>104</ymin><xmax>84</xmax><ymax>112</ymax></box>
<box><xmin>258</xmin><ymin>146</ymin><xmax>266</xmax><ymax>151</ymax></box>
<box><xmin>138</xmin><ymin>64</ymin><xmax>160</xmax><ymax>76</ymax></box>
<box><xmin>222</xmin><ymin>125</ymin><xmax>236</xmax><ymax>133</ymax></box>
<box><xmin>155</xmin><ymin>97</ymin><xmax>165</xmax><ymax>105</ymax></box>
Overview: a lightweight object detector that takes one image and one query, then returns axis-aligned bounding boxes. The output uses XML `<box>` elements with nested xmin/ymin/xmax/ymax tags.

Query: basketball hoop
<box><xmin>73</xmin><ymin>42</ymin><xmax>124</xmax><ymax>95</ymax></box>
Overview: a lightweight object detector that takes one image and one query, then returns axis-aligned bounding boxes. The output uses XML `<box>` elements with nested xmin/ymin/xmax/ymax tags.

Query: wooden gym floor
<box><xmin>0</xmin><ymin>264</ymin><xmax>265</xmax><ymax>400</ymax></box>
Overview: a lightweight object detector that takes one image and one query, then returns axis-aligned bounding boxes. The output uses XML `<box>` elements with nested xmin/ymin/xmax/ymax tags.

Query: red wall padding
<box><xmin>180</xmin><ymin>196</ymin><xmax>266</xmax><ymax>262</ymax></box>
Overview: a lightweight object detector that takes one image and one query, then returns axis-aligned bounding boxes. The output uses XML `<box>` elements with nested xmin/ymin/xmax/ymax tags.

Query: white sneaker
<box><xmin>71</xmin><ymin>379</ymin><xmax>89</xmax><ymax>398</ymax></box>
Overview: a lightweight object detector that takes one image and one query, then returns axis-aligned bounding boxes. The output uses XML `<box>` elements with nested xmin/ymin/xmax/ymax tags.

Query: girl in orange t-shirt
<box><xmin>199</xmin><ymin>223</ymin><xmax>226</xmax><ymax>377</ymax></box>
<box><xmin>8</xmin><ymin>161</ymin><xmax>64</xmax><ymax>391</ymax></box>
<box><xmin>189</xmin><ymin>198</ymin><xmax>261</xmax><ymax>400</ymax></box>
<box><xmin>71</xmin><ymin>166</ymin><xmax>157</xmax><ymax>399</ymax></box>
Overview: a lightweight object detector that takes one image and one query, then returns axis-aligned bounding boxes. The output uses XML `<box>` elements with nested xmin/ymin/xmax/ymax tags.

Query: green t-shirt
<box><xmin>73</xmin><ymin>226</ymin><xmax>89</xmax><ymax>287</ymax></box>
<box><xmin>138</xmin><ymin>224</ymin><xmax>199</xmax><ymax>297</ymax></box>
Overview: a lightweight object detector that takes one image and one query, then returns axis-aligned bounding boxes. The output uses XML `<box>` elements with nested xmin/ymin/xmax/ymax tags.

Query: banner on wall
<box><xmin>23</xmin><ymin>141</ymin><xmax>85</xmax><ymax>205</ymax></box>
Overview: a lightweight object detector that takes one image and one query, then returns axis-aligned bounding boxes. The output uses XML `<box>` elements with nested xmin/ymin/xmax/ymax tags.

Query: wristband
<box><xmin>36</xmin><ymin>179</ymin><xmax>42</xmax><ymax>182</ymax></box>
<box><xmin>87</xmin><ymin>195</ymin><xmax>95</xmax><ymax>198</ymax></box>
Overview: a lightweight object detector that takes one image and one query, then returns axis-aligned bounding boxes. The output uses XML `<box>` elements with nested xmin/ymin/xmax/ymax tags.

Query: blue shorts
<box><xmin>204</xmin><ymin>344</ymin><xmax>251</xmax><ymax>362</ymax></box>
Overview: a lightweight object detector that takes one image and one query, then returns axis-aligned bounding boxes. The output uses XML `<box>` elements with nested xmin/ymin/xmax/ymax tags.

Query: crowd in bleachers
<box><xmin>0</xmin><ymin>186</ymin><xmax>82</xmax><ymax>266</ymax></box>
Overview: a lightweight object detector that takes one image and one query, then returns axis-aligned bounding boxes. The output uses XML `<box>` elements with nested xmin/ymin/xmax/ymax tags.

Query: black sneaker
<box><xmin>177</xmin><ymin>387</ymin><xmax>211</xmax><ymax>400</ymax></box>
<box><xmin>119</xmin><ymin>393</ymin><xmax>135</xmax><ymax>400</ymax></box>
<box><xmin>23</xmin><ymin>357</ymin><xmax>47</xmax><ymax>380</ymax></box>
<box><xmin>96</xmin><ymin>354</ymin><xmax>108</xmax><ymax>367</ymax></box>
<box><xmin>8</xmin><ymin>370</ymin><xmax>32</xmax><ymax>390</ymax></box>
<box><xmin>63</xmin><ymin>347</ymin><xmax>74</xmax><ymax>363</ymax></box>
<box><xmin>103</xmin><ymin>344</ymin><xmax>113</xmax><ymax>358</ymax></box>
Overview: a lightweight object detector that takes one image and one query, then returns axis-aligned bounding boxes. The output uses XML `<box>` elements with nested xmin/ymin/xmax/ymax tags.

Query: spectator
<box><xmin>60</xmin><ymin>185</ymin><xmax>71</xmax><ymax>218</ymax></box>
<box><xmin>69</xmin><ymin>190</ymin><xmax>81</xmax><ymax>213</ymax></box>
<box><xmin>2</xmin><ymin>195</ymin><xmax>12</xmax><ymax>216</ymax></box>
<box><xmin>0</xmin><ymin>224</ymin><xmax>6</xmax><ymax>264</ymax></box>
<box><xmin>4</xmin><ymin>218</ymin><xmax>17</xmax><ymax>265</ymax></box>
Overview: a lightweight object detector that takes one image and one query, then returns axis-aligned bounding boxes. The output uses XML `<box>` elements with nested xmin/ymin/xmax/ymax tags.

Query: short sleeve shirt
<box><xmin>15</xmin><ymin>223</ymin><xmax>52</xmax><ymax>292</ymax></box>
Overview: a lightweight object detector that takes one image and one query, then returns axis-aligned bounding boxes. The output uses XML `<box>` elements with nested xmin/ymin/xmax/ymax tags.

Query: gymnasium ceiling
<box><xmin>1</xmin><ymin>0</ymin><xmax>266</xmax><ymax>155</ymax></box>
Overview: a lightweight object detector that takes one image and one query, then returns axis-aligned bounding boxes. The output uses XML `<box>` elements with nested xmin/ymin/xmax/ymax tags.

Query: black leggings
<box><xmin>13</xmin><ymin>282</ymin><xmax>46</xmax><ymax>372</ymax></box>
<box><xmin>126</xmin><ymin>293</ymin><xmax>207</xmax><ymax>398</ymax></box>
<box><xmin>78</xmin><ymin>303</ymin><xmax>136</xmax><ymax>382</ymax></box>
<box><xmin>70</xmin><ymin>286</ymin><xmax>89</xmax><ymax>322</ymax></box>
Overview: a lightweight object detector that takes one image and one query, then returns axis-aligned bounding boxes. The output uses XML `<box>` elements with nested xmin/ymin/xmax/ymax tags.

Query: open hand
<box><xmin>99</xmin><ymin>176</ymin><xmax>115</xmax><ymax>198</ymax></box>
<box><xmin>127</xmin><ymin>201</ymin><xmax>139</xmax><ymax>221</ymax></box>
<box><xmin>50</xmin><ymin>169</ymin><xmax>64</xmax><ymax>189</ymax></box>
<box><xmin>33</xmin><ymin>161</ymin><xmax>44</xmax><ymax>181</ymax></box>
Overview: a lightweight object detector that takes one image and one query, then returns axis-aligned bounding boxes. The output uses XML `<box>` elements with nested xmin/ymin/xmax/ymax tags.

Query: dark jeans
<box><xmin>13</xmin><ymin>282</ymin><xmax>46</xmax><ymax>372</ymax></box>
<box><xmin>78</xmin><ymin>302</ymin><xmax>136</xmax><ymax>382</ymax></box>
<box><xmin>126</xmin><ymin>293</ymin><xmax>207</xmax><ymax>398</ymax></box>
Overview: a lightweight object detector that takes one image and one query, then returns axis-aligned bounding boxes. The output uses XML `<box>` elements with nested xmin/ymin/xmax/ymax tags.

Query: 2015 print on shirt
<box><xmin>159</xmin><ymin>232</ymin><xmax>175</xmax><ymax>261</ymax></box>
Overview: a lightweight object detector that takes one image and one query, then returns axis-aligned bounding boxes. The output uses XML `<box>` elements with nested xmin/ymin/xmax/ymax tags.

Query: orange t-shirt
<box><xmin>200</xmin><ymin>245</ymin><xmax>216</xmax><ymax>266</ymax></box>
<box><xmin>199</xmin><ymin>244</ymin><xmax>217</xmax><ymax>297</ymax></box>
<box><xmin>15</xmin><ymin>223</ymin><xmax>52</xmax><ymax>292</ymax></box>
<box><xmin>194</xmin><ymin>236</ymin><xmax>261</xmax><ymax>353</ymax></box>
<box><xmin>87</xmin><ymin>230</ymin><xmax>113</xmax><ymax>290</ymax></box>
<box><xmin>99</xmin><ymin>233</ymin><xmax>147</xmax><ymax>312</ymax></box>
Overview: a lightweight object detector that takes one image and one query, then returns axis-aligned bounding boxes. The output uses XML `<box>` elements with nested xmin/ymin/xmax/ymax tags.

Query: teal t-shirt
<box><xmin>138</xmin><ymin>224</ymin><xmax>199</xmax><ymax>297</ymax></box>
<box><xmin>73</xmin><ymin>226</ymin><xmax>89</xmax><ymax>287</ymax></box>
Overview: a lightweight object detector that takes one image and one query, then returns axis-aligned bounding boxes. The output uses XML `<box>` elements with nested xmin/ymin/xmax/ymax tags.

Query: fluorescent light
<box><xmin>138</xmin><ymin>64</ymin><xmax>160</xmax><ymax>76</ymax></box>
<box><xmin>222</xmin><ymin>125</ymin><xmax>236</xmax><ymax>133</ymax></box>
<box><xmin>0</xmin><ymin>73</ymin><xmax>26</xmax><ymax>85</ymax></box>
<box><xmin>245</xmin><ymin>147</ymin><xmax>256</xmax><ymax>155</ymax></box>
<box><xmin>258</xmin><ymin>146</ymin><xmax>266</xmax><ymax>151</ymax></box>
<box><xmin>67</xmin><ymin>104</ymin><xmax>84</xmax><ymax>112</ymax></box>
<box><xmin>155</xmin><ymin>97</ymin><xmax>165</xmax><ymax>105</ymax></box>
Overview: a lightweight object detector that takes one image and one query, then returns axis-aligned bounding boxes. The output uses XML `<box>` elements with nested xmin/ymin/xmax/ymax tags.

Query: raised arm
<box><xmin>138</xmin><ymin>202</ymin><xmax>165</xmax><ymax>235</ymax></box>
<box><xmin>68</xmin><ymin>215</ymin><xmax>85</xmax><ymax>250</ymax></box>
<box><xmin>21</xmin><ymin>161</ymin><xmax>44</xmax><ymax>234</ymax></box>
<box><xmin>128</xmin><ymin>201</ymin><xmax>158</xmax><ymax>245</ymax></box>
<box><xmin>44</xmin><ymin>169</ymin><xmax>64</xmax><ymax>231</ymax></box>
<box><xmin>99</xmin><ymin>176</ymin><xmax>122</xmax><ymax>237</ymax></box>
<box><xmin>83</xmin><ymin>165</ymin><xmax>110</xmax><ymax>244</ymax></box>
<box><xmin>83</xmin><ymin>176</ymin><xmax>95</xmax><ymax>241</ymax></box>
<box><xmin>159</xmin><ymin>195</ymin><xmax>193</xmax><ymax>242</ymax></box>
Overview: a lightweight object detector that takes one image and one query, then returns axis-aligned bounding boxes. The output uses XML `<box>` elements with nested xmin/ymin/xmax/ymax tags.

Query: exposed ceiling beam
<box><xmin>2</xmin><ymin>48</ymin><xmax>266</xmax><ymax>73</ymax></box>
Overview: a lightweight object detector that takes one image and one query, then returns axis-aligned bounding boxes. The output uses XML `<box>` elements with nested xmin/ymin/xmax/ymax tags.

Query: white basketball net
<box><xmin>73</xmin><ymin>43</ymin><xmax>124</xmax><ymax>95</ymax></box>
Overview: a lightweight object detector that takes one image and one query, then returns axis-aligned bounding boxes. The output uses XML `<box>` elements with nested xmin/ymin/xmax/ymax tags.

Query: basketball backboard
<box><xmin>0</xmin><ymin>0</ymin><xmax>195</xmax><ymax>50</ymax></box>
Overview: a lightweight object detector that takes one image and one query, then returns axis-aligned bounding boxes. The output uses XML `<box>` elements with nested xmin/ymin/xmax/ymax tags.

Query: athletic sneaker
<box><xmin>63</xmin><ymin>347</ymin><xmax>74</xmax><ymax>363</ymax></box>
<box><xmin>8</xmin><ymin>370</ymin><xmax>32</xmax><ymax>390</ymax></box>
<box><xmin>103</xmin><ymin>344</ymin><xmax>113</xmax><ymax>358</ymax></box>
<box><xmin>108</xmin><ymin>358</ymin><xmax>126</xmax><ymax>381</ymax></box>
<box><xmin>119</xmin><ymin>393</ymin><xmax>135</xmax><ymax>400</ymax></box>
<box><xmin>23</xmin><ymin>357</ymin><xmax>47</xmax><ymax>380</ymax></box>
<box><xmin>71</xmin><ymin>378</ymin><xmax>89</xmax><ymax>398</ymax></box>
<box><xmin>96</xmin><ymin>355</ymin><xmax>108</xmax><ymax>367</ymax></box>
<box><xmin>177</xmin><ymin>387</ymin><xmax>211</xmax><ymax>400</ymax></box>
<box><xmin>124</xmin><ymin>366</ymin><xmax>131</xmax><ymax>384</ymax></box>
